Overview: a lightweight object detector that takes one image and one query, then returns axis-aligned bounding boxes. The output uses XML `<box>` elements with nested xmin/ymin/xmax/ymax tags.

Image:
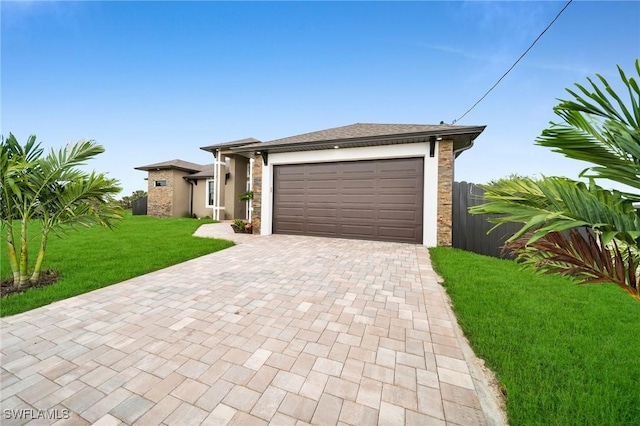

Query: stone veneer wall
<box><xmin>251</xmin><ymin>155</ymin><xmax>263</xmax><ymax>234</ymax></box>
<box><xmin>437</xmin><ymin>140</ymin><xmax>454</xmax><ymax>246</ymax></box>
<box><xmin>147</xmin><ymin>170</ymin><xmax>173</xmax><ymax>218</ymax></box>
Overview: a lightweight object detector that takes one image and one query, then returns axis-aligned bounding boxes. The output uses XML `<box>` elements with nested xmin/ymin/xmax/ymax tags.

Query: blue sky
<box><xmin>2</xmin><ymin>1</ymin><xmax>639</xmax><ymax>196</ymax></box>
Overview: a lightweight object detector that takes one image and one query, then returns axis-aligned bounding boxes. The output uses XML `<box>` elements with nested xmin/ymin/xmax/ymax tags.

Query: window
<box><xmin>206</xmin><ymin>179</ymin><xmax>215</xmax><ymax>207</ymax></box>
<box><xmin>154</xmin><ymin>180</ymin><xmax>167</xmax><ymax>187</ymax></box>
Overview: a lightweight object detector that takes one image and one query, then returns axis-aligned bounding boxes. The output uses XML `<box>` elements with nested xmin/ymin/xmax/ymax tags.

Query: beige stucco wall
<box><xmin>223</xmin><ymin>156</ymin><xmax>250</xmax><ymax>220</ymax></box>
<box><xmin>191</xmin><ymin>179</ymin><xmax>215</xmax><ymax>219</ymax></box>
<box><xmin>171</xmin><ymin>169</ymin><xmax>192</xmax><ymax>218</ymax></box>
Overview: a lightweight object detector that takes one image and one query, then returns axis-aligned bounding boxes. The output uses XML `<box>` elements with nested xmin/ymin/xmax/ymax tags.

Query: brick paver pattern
<box><xmin>1</xmin><ymin>227</ymin><xmax>488</xmax><ymax>425</ymax></box>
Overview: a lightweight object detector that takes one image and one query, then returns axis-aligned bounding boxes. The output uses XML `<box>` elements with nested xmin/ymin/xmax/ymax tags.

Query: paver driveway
<box><xmin>1</xmin><ymin>224</ymin><xmax>504</xmax><ymax>425</ymax></box>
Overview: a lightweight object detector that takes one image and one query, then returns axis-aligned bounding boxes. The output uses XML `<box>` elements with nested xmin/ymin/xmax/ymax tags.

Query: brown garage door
<box><xmin>273</xmin><ymin>157</ymin><xmax>423</xmax><ymax>243</ymax></box>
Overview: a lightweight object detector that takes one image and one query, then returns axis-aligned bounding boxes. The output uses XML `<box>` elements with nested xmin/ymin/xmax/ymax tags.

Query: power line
<box><xmin>451</xmin><ymin>0</ymin><xmax>573</xmax><ymax>125</ymax></box>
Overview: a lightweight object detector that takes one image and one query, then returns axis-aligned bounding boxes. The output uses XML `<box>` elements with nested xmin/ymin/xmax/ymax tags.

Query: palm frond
<box><xmin>471</xmin><ymin>176</ymin><xmax>640</xmax><ymax>245</ymax></box>
<box><xmin>521</xmin><ymin>229</ymin><xmax>639</xmax><ymax>300</ymax></box>
<box><xmin>536</xmin><ymin>59</ymin><xmax>640</xmax><ymax>192</ymax></box>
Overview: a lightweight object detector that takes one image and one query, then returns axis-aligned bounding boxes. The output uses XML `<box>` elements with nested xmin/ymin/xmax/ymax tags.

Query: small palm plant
<box><xmin>238</xmin><ymin>190</ymin><xmax>254</xmax><ymax>202</ymax></box>
<box><xmin>472</xmin><ymin>60</ymin><xmax>640</xmax><ymax>300</ymax></box>
<box><xmin>1</xmin><ymin>134</ymin><xmax>122</xmax><ymax>288</ymax></box>
<box><xmin>230</xmin><ymin>218</ymin><xmax>252</xmax><ymax>233</ymax></box>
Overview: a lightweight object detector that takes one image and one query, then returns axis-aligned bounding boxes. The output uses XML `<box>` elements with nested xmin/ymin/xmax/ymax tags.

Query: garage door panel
<box><xmin>279</xmin><ymin>181</ymin><xmax>306</xmax><ymax>190</ymax></box>
<box><xmin>307</xmin><ymin>208</ymin><xmax>338</xmax><ymax>218</ymax></box>
<box><xmin>308</xmin><ymin>180</ymin><xmax>339</xmax><ymax>189</ymax></box>
<box><xmin>278</xmin><ymin>168</ymin><xmax>307</xmax><ymax>177</ymax></box>
<box><xmin>377</xmin><ymin>158</ymin><xmax>419</xmax><ymax>172</ymax></box>
<box><xmin>341</xmin><ymin>191</ymin><xmax>376</xmax><ymax>199</ymax></box>
<box><xmin>273</xmin><ymin>158</ymin><xmax>423</xmax><ymax>244</ymax></box>
<box><xmin>277</xmin><ymin>206</ymin><xmax>305</xmax><ymax>215</ymax></box>
<box><xmin>306</xmin><ymin>195</ymin><xmax>337</xmax><ymax>204</ymax></box>
<box><xmin>341</xmin><ymin>162</ymin><xmax>377</xmax><ymax>174</ymax></box>
<box><xmin>341</xmin><ymin>208</ymin><xmax>375</xmax><ymax>219</ymax></box>
<box><xmin>379</xmin><ymin>177</ymin><xmax>422</xmax><ymax>189</ymax></box>
<box><xmin>378</xmin><ymin>226</ymin><xmax>419</xmax><ymax>239</ymax></box>
<box><xmin>277</xmin><ymin>194</ymin><xmax>305</xmax><ymax>203</ymax></box>
<box><xmin>307</xmin><ymin>223</ymin><xmax>339</xmax><ymax>235</ymax></box>
<box><xmin>340</xmin><ymin>224</ymin><xmax>375</xmax><ymax>236</ymax></box>
<box><xmin>378</xmin><ymin>210</ymin><xmax>418</xmax><ymax>221</ymax></box>
<box><xmin>275</xmin><ymin>221</ymin><xmax>305</xmax><ymax>233</ymax></box>
<box><xmin>379</xmin><ymin>194</ymin><xmax>421</xmax><ymax>204</ymax></box>
<box><xmin>342</xmin><ymin>195</ymin><xmax>376</xmax><ymax>204</ymax></box>
<box><xmin>342</xmin><ymin>179</ymin><xmax>375</xmax><ymax>189</ymax></box>
<box><xmin>308</xmin><ymin>164</ymin><xmax>340</xmax><ymax>174</ymax></box>
<box><xmin>306</xmin><ymin>188</ymin><xmax>338</xmax><ymax>195</ymax></box>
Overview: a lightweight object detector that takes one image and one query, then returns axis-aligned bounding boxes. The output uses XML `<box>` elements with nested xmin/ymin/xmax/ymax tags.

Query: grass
<box><xmin>1</xmin><ymin>213</ymin><xmax>234</xmax><ymax>317</ymax></box>
<box><xmin>429</xmin><ymin>247</ymin><xmax>640</xmax><ymax>426</ymax></box>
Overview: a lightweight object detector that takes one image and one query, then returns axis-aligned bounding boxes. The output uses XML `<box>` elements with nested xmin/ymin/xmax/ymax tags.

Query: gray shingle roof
<box><xmin>134</xmin><ymin>159</ymin><xmax>206</xmax><ymax>172</ymax></box>
<box><xmin>184</xmin><ymin>164</ymin><xmax>214</xmax><ymax>179</ymax></box>
<box><xmin>270</xmin><ymin>123</ymin><xmax>454</xmax><ymax>145</ymax></box>
<box><xmin>235</xmin><ymin>123</ymin><xmax>485</xmax><ymax>152</ymax></box>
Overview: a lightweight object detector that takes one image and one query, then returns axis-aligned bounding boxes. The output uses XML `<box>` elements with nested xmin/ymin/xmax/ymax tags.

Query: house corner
<box><xmin>437</xmin><ymin>140</ymin><xmax>454</xmax><ymax>246</ymax></box>
<box><xmin>251</xmin><ymin>154</ymin><xmax>263</xmax><ymax>234</ymax></box>
<box><xmin>147</xmin><ymin>170</ymin><xmax>173</xmax><ymax>218</ymax></box>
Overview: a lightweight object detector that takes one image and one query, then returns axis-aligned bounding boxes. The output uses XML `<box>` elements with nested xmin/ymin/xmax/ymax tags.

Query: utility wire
<box><xmin>451</xmin><ymin>0</ymin><xmax>573</xmax><ymax>125</ymax></box>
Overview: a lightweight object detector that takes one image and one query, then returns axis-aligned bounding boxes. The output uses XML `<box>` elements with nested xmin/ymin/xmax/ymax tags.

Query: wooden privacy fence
<box><xmin>452</xmin><ymin>181</ymin><xmax>521</xmax><ymax>259</ymax></box>
<box><xmin>132</xmin><ymin>197</ymin><xmax>148</xmax><ymax>216</ymax></box>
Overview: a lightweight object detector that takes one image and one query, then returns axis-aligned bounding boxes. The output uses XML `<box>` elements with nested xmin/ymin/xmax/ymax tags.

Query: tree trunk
<box><xmin>30</xmin><ymin>230</ymin><xmax>49</xmax><ymax>283</ymax></box>
<box><xmin>18</xmin><ymin>218</ymin><xmax>29</xmax><ymax>288</ymax></box>
<box><xmin>5</xmin><ymin>220</ymin><xmax>20</xmax><ymax>285</ymax></box>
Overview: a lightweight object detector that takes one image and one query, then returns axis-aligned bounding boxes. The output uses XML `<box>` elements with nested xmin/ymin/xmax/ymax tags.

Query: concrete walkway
<box><xmin>1</xmin><ymin>223</ymin><xmax>506</xmax><ymax>425</ymax></box>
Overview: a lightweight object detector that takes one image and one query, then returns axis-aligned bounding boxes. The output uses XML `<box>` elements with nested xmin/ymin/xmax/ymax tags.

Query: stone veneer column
<box><xmin>147</xmin><ymin>170</ymin><xmax>173</xmax><ymax>218</ymax></box>
<box><xmin>251</xmin><ymin>155</ymin><xmax>263</xmax><ymax>234</ymax></box>
<box><xmin>437</xmin><ymin>140</ymin><xmax>454</xmax><ymax>246</ymax></box>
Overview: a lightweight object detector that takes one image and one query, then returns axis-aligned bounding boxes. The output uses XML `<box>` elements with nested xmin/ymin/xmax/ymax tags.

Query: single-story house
<box><xmin>134</xmin><ymin>138</ymin><xmax>259</xmax><ymax>220</ymax></box>
<box><xmin>137</xmin><ymin>123</ymin><xmax>485</xmax><ymax>246</ymax></box>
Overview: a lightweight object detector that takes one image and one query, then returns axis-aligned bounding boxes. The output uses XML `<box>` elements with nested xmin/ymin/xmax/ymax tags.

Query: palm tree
<box><xmin>471</xmin><ymin>60</ymin><xmax>640</xmax><ymax>299</ymax></box>
<box><xmin>0</xmin><ymin>134</ymin><xmax>123</xmax><ymax>288</ymax></box>
<box><xmin>537</xmin><ymin>61</ymin><xmax>640</xmax><ymax>199</ymax></box>
<box><xmin>0</xmin><ymin>135</ymin><xmax>43</xmax><ymax>285</ymax></box>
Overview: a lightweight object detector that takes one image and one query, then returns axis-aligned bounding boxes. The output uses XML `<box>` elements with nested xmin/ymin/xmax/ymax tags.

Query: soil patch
<box><xmin>1</xmin><ymin>270</ymin><xmax>60</xmax><ymax>297</ymax></box>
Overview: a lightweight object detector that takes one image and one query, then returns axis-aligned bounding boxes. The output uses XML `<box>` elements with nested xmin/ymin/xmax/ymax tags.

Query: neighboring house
<box><xmin>135</xmin><ymin>138</ymin><xmax>260</xmax><ymax>220</ymax></box>
<box><xmin>134</xmin><ymin>159</ymin><xmax>219</xmax><ymax>219</ymax></box>
<box><xmin>137</xmin><ymin>123</ymin><xmax>485</xmax><ymax>246</ymax></box>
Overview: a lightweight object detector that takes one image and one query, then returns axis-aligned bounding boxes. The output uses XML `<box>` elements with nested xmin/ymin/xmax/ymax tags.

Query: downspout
<box><xmin>248</xmin><ymin>158</ymin><xmax>254</xmax><ymax>221</ymax></box>
<box><xmin>448</xmin><ymin>137</ymin><xmax>476</xmax><ymax>247</ymax></box>
<box><xmin>212</xmin><ymin>149</ymin><xmax>218</xmax><ymax>220</ymax></box>
<box><xmin>451</xmin><ymin>138</ymin><xmax>476</xmax><ymax>183</ymax></box>
<box><xmin>215</xmin><ymin>149</ymin><xmax>222</xmax><ymax>221</ymax></box>
<box><xmin>453</xmin><ymin>137</ymin><xmax>475</xmax><ymax>158</ymax></box>
<box><xmin>187</xmin><ymin>179</ymin><xmax>195</xmax><ymax>217</ymax></box>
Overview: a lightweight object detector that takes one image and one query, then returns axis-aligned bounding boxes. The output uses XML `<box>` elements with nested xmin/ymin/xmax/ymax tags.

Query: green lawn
<box><xmin>1</xmin><ymin>213</ymin><xmax>234</xmax><ymax>317</ymax></box>
<box><xmin>429</xmin><ymin>247</ymin><xmax>640</xmax><ymax>426</ymax></box>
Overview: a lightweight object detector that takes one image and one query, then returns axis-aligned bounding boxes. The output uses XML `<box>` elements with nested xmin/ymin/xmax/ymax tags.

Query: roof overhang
<box><xmin>134</xmin><ymin>165</ymin><xmax>201</xmax><ymax>173</ymax></box>
<box><xmin>233</xmin><ymin>126</ymin><xmax>485</xmax><ymax>158</ymax></box>
<box><xmin>184</xmin><ymin>174</ymin><xmax>214</xmax><ymax>180</ymax></box>
<box><xmin>200</xmin><ymin>138</ymin><xmax>261</xmax><ymax>156</ymax></box>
